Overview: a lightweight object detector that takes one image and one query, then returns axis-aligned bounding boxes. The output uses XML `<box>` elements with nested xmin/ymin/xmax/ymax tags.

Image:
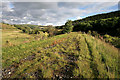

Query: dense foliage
<box><xmin>14</xmin><ymin>24</ymin><xmax>61</xmax><ymax>37</ymax></box>
<box><xmin>73</xmin><ymin>17</ymin><xmax>120</xmax><ymax>37</ymax></box>
<box><xmin>73</xmin><ymin>10</ymin><xmax>120</xmax><ymax>22</ymax></box>
<box><xmin>57</xmin><ymin>10</ymin><xmax>120</xmax><ymax>37</ymax></box>
<box><xmin>14</xmin><ymin>24</ymin><xmax>39</xmax><ymax>34</ymax></box>
<box><xmin>103</xmin><ymin>34</ymin><xmax>120</xmax><ymax>48</ymax></box>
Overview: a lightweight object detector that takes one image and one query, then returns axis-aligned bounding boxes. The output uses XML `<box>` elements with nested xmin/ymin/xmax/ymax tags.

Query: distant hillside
<box><xmin>57</xmin><ymin>10</ymin><xmax>120</xmax><ymax>37</ymax></box>
<box><xmin>1</xmin><ymin>23</ymin><xmax>16</xmax><ymax>30</ymax></box>
<box><xmin>73</xmin><ymin>10</ymin><xmax>120</xmax><ymax>23</ymax></box>
<box><xmin>2</xmin><ymin>23</ymin><xmax>37</xmax><ymax>47</ymax></box>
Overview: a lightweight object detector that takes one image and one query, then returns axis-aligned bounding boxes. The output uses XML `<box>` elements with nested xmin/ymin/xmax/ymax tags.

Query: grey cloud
<box><xmin>58</xmin><ymin>2</ymin><xmax>91</xmax><ymax>9</ymax></box>
<box><xmin>2</xmin><ymin>2</ymin><xmax>118</xmax><ymax>25</ymax></box>
<box><xmin>12</xmin><ymin>2</ymin><xmax>58</xmax><ymax>9</ymax></box>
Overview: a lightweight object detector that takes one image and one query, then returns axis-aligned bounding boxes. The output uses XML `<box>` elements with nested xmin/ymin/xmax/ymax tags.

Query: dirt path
<box><xmin>84</xmin><ymin>37</ymin><xmax>99</xmax><ymax>78</ymax></box>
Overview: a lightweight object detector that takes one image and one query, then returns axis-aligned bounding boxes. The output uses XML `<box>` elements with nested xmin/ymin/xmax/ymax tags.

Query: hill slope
<box><xmin>73</xmin><ymin>11</ymin><xmax>120</xmax><ymax>37</ymax></box>
<box><xmin>2</xmin><ymin>23</ymin><xmax>39</xmax><ymax>47</ymax></box>
<box><xmin>2</xmin><ymin>32</ymin><xmax>119</xmax><ymax>78</ymax></box>
<box><xmin>73</xmin><ymin>10</ymin><xmax>120</xmax><ymax>22</ymax></box>
<box><xmin>57</xmin><ymin>10</ymin><xmax>120</xmax><ymax>37</ymax></box>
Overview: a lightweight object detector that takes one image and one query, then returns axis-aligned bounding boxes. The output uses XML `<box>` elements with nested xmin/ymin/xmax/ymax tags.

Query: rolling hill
<box><xmin>73</xmin><ymin>10</ymin><xmax>120</xmax><ymax>22</ymax></box>
<box><xmin>2</xmin><ymin>23</ymin><xmax>36</xmax><ymax>47</ymax></box>
<box><xmin>1</xmin><ymin>10</ymin><xmax>120</xmax><ymax>79</ymax></box>
<box><xmin>2</xmin><ymin>29</ymin><xmax>119</xmax><ymax>78</ymax></box>
<box><xmin>57</xmin><ymin>10</ymin><xmax>120</xmax><ymax>37</ymax></box>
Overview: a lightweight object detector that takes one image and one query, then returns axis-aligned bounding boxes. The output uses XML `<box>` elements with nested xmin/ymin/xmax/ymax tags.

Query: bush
<box><xmin>87</xmin><ymin>30</ymin><xmax>92</xmax><ymax>35</ymax></box>
<box><xmin>34</xmin><ymin>31</ymin><xmax>49</xmax><ymax>40</ymax></box>
<box><xmin>103</xmin><ymin>34</ymin><xmax>120</xmax><ymax>48</ymax></box>
<box><xmin>103</xmin><ymin>34</ymin><xmax>110</xmax><ymax>38</ymax></box>
<box><xmin>45</xmin><ymin>27</ymin><xmax>58</xmax><ymax>37</ymax></box>
<box><xmin>91</xmin><ymin>31</ymin><xmax>98</xmax><ymax>37</ymax></box>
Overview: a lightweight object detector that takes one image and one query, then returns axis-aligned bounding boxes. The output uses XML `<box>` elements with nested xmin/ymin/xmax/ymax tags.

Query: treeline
<box><xmin>14</xmin><ymin>24</ymin><xmax>39</xmax><ymax>34</ymax></box>
<box><xmin>14</xmin><ymin>24</ymin><xmax>62</xmax><ymax>37</ymax></box>
<box><xmin>73</xmin><ymin>10</ymin><xmax>120</xmax><ymax>22</ymax></box>
<box><xmin>56</xmin><ymin>10</ymin><xmax>120</xmax><ymax>37</ymax></box>
<box><xmin>72</xmin><ymin>10</ymin><xmax>120</xmax><ymax>37</ymax></box>
<box><xmin>73</xmin><ymin>17</ymin><xmax>120</xmax><ymax>37</ymax></box>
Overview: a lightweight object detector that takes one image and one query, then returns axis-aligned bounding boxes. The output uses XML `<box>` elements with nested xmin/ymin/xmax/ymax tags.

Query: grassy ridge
<box><xmin>2</xmin><ymin>33</ymin><xmax>70</xmax><ymax>68</ymax></box>
<box><xmin>2</xmin><ymin>32</ymin><xmax>119</xmax><ymax>78</ymax></box>
<box><xmin>84</xmin><ymin>34</ymin><xmax>118</xmax><ymax>78</ymax></box>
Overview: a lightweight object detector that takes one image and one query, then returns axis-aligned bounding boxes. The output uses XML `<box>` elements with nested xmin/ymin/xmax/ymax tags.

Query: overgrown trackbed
<box><xmin>2</xmin><ymin>32</ymin><xmax>119</xmax><ymax>79</ymax></box>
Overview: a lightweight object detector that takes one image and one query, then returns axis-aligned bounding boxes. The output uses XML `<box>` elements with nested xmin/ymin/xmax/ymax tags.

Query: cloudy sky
<box><xmin>1</xmin><ymin>2</ymin><xmax>119</xmax><ymax>26</ymax></box>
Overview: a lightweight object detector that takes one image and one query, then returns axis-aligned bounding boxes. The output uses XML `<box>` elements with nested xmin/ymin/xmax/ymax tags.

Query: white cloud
<box><xmin>45</xmin><ymin>23</ymin><xmax>53</xmax><ymax>26</ymax></box>
<box><xmin>76</xmin><ymin>16</ymin><xmax>82</xmax><ymax>20</ymax></box>
<box><xmin>23</xmin><ymin>17</ymin><xmax>27</xmax><ymax>19</ymax></box>
<box><xmin>20</xmin><ymin>23</ymin><xmax>26</xmax><ymax>24</ymax></box>
<box><xmin>27</xmin><ymin>22</ymin><xmax>32</xmax><ymax>24</ymax></box>
<box><xmin>2</xmin><ymin>2</ymin><xmax>118</xmax><ymax>26</ymax></box>
<box><xmin>9</xmin><ymin>9</ymin><xmax>14</xmax><ymax>12</ymax></box>
<box><xmin>37</xmin><ymin>23</ymin><xmax>41</xmax><ymax>25</ymax></box>
<box><xmin>10</xmin><ymin>19</ymin><xmax>13</xmax><ymax>21</ymax></box>
<box><xmin>27</xmin><ymin>21</ymin><xmax>34</xmax><ymax>24</ymax></box>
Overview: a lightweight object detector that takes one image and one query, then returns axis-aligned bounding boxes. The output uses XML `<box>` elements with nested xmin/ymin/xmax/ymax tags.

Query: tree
<box><xmin>63</xmin><ymin>20</ymin><xmax>74</xmax><ymax>33</ymax></box>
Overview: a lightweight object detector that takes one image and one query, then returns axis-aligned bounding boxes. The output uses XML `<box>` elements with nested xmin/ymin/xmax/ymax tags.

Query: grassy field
<box><xmin>2</xmin><ymin>25</ymin><xmax>119</xmax><ymax>79</ymax></box>
<box><xmin>2</xmin><ymin>24</ymin><xmax>36</xmax><ymax>47</ymax></box>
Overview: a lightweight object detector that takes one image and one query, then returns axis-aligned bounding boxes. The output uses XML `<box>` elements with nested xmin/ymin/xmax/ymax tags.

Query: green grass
<box><xmin>2</xmin><ymin>31</ymin><xmax>119</xmax><ymax>78</ymax></box>
<box><xmin>2</xmin><ymin>24</ymin><xmax>35</xmax><ymax>47</ymax></box>
<box><xmin>2</xmin><ymin>32</ymin><xmax>70</xmax><ymax>68</ymax></box>
<box><xmin>2</xmin><ymin>24</ymin><xmax>119</xmax><ymax>78</ymax></box>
